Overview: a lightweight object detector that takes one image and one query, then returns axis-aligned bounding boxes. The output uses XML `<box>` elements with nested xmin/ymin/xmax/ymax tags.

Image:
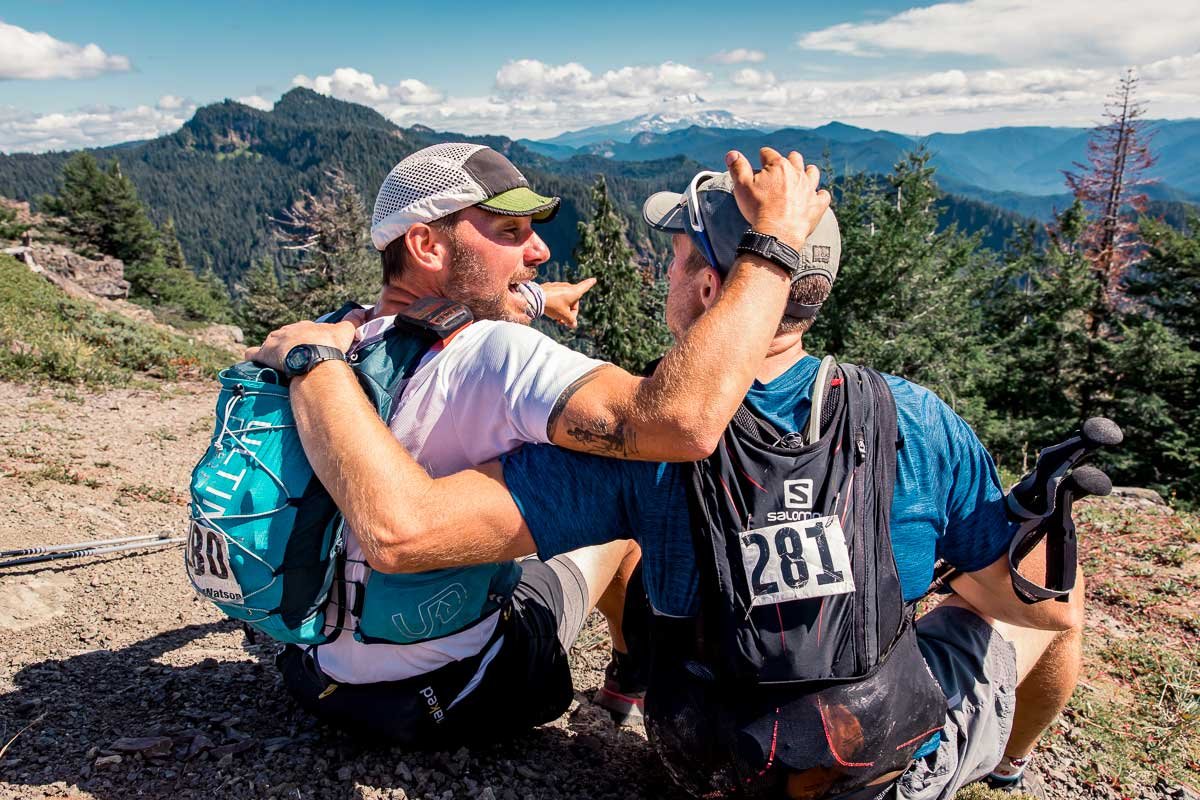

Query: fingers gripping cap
<box><xmin>371</xmin><ymin>143</ymin><xmax>560</xmax><ymax>251</ymax></box>
<box><xmin>642</xmin><ymin>171</ymin><xmax>840</xmax><ymax>285</ymax></box>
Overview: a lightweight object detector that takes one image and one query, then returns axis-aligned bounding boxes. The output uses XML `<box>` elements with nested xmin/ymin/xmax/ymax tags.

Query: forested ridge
<box><xmin>1</xmin><ymin>82</ymin><xmax>1196</xmax><ymax>505</ymax></box>
<box><xmin>0</xmin><ymin>88</ymin><xmax>1032</xmax><ymax>283</ymax></box>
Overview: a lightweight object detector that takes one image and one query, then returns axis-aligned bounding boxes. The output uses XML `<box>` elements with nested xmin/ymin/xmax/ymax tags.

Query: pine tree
<box><xmin>270</xmin><ymin>169</ymin><xmax>377</xmax><ymax>318</ymax></box>
<box><xmin>1129</xmin><ymin>213</ymin><xmax>1200</xmax><ymax>342</ymax></box>
<box><xmin>42</xmin><ymin>153</ymin><xmax>161</xmax><ymax>266</ymax></box>
<box><xmin>160</xmin><ymin>217</ymin><xmax>189</xmax><ymax>273</ymax></box>
<box><xmin>980</xmin><ymin>202</ymin><xmax>1105</xmax><ymax>465</ymax></box>
<box><xmin>573</xmin><ymin>175</ymin><xmax>669</xmax><ymax>373</ymax></box>
<box><xmin>99</xmin><ymin>159</ymin><xmax>160</xmax><ymax>266</ymax></box>
<box><xmin>41</xmin><ymin>152</ymin><xmax>108</xmax><ymax>254</ymax></box>
<box><xmin>1063</xmin><ymin>69</ymin><xmax>1156</xmax><ymax>309</ymax></box>
<box><xmin>236</xmin><ymin>257</ymin><xmax>295</xmax><ymax>343</ymax></box>
<box><xmin>809</xmin><ymin>150</ymin><xmax>997</xmax><ymax>427</ymax></box>
<box><xmin>1113</xmin><ymin>213</ymin><xmax>1200</xmax><ymax>502</ymax></box>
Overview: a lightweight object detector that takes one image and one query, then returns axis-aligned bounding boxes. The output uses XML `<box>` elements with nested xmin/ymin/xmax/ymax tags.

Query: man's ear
<box><xmin>404</xmin><ymin>223</ymin><xmax>450</xmax><ymax>274</ymax></box>
<box><xmin>699</xmin><ymin>267</ymin><xmax>723</xmax><ymax>309</ymax></box>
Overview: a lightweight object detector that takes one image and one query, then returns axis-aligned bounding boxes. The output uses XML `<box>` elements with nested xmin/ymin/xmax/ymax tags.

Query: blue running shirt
<box><xmin>503</xmin><ymin>355</ymin><xmax>1014</xmax><ymax>617</ymax></box>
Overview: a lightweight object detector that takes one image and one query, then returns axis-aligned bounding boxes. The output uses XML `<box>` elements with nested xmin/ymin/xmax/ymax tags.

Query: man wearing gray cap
<box><xmin>275</xmin><ymin>154</ymin><xmax>1084</xmax><ymax>799</ymax></box>
<box><xmin>248</xmin><ymin>144</ymin><xmax>834</xmax><ymax>744</ymax></box>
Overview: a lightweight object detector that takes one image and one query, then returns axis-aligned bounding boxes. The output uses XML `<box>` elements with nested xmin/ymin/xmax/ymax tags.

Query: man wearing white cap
<box><xmin>257</xmin><ymin>148</ymin><xmax>1084</xmax><ymax>800</ymax></box>
<box><xmin>248</xmin><ymin>143</ymin><xmax>834</xmax><ymax>744</ymax></box>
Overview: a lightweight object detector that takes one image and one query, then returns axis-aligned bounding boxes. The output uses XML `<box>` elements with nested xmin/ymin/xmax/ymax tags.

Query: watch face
<box><xmin>285</xmin><ymin>345</ymin><xmax>311</xmax><ymax>375</ymax></box>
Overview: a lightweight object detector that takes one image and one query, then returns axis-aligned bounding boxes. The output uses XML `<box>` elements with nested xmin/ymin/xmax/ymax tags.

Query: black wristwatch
<box><xmin>283</xmin><ymin>344</ymin><xmax>347</xmax><ymax>378</ymax></box>
<box><xmin>736</xmin><ymin>230</ymin><xmax>804</xmax><ymax>279</ymax></box>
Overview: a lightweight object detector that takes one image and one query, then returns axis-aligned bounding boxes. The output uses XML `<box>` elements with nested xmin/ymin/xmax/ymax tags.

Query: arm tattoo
<box><xmin>566</xmin><ymin>418</ymin><xmax>638</xmax><ymax>457</ymax></box>
<box><xmin>546</xmin><ymin>365</ymin><xmax>639</xmax><ymax>457</ymax></box>
<box><xmin>545</xmin><ymin>365</ymin><xmax>609</xmax><ymax>438</ymax></box>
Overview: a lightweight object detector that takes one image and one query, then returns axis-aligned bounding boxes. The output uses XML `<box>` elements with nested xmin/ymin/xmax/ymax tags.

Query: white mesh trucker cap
<box><xmin>370</xmin><ymin>143</ymin><xmax>560</xmax><ymax>251</ymax></box>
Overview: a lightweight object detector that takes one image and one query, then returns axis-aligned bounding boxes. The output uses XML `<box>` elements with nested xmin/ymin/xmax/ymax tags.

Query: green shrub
<box><xmin>0</xmin><ymin>254</ymin><xmax>230</xmax><ymax>386</ymax></box>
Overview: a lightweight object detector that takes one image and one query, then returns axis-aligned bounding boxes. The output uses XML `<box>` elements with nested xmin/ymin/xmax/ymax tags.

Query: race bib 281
<box><xmin>739</xmin><ymin>515</ymin><xmax>855</xmax><ymax>607</ymax></box>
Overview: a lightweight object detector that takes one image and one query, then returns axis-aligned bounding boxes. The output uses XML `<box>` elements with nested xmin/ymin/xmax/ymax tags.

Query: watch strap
<box><xmin>285</xmin><ymin>343</ymin><xmax>347</xmax><ymax>378</ymax></box>
<box><xmin>307</xmin><ymin>344</ymin><xmax>347</xmax><ymax>368</ymax></box>
<box><xmin>735</xmin><ymin>230</ymin><xmax>803</xmax><ymax>277</ymax></box>
<box><xmin>784</xmin><ymin>300</ymin><xmax>823</xmax><ymax>319</ymax></box>
<box><xmin>736</xmin><ymin>230</ymin><xmax>828</xmax><ymax>320</ymax></box>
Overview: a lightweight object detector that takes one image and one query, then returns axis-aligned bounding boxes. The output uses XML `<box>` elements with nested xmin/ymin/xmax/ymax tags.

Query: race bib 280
<box><xmin>739</xmin><ymin>515</ymin><xmax>855</xmax><ymax>607</ymax></box>
<box><xmin>186</xmin><ymin>521</ymin><xmax>244</xmax><ymax>605</ymax></box>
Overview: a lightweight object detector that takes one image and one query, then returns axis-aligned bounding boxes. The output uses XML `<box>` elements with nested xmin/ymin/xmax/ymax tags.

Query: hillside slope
<box><xmin>0</xmin><ymin>254</ymin><xmax>232</xmax><ymax>385</ymax></box>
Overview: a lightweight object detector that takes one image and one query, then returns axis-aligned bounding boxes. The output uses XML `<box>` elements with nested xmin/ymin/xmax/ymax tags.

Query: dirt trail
<box><xmin>0</xmin><ymin>380</ymin><xmax>1195</xmax><ymax>800</ymax></box>
<box><xmin>0</xmin><ymin>380</ymin><xmax>670</xmax><ymax>800</ymax></box>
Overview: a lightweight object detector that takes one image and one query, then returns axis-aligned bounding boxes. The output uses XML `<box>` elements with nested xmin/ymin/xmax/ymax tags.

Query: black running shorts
<box><xmin>277</xmin><ymin>558</ymin><xmax>581</xmax><ymax>746</ymax></box>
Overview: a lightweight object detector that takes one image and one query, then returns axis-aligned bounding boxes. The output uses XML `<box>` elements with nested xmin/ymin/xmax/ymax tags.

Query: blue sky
<box><xmin>2</xmin><ymin>0</ymin><xmax>1198</xmax><ymax>152</ymax></box>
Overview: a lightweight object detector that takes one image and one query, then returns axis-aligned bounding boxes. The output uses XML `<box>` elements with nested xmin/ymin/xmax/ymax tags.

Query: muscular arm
<box><xmin>546</xmin><ymin>251</ymin><xmax>791</xmax><ymax>461</ymax></box>
<box><xmin>546</xmin><ymin>148</ymin><xmax>831</xmax><ymax>462</ymax></box>
<box><xmin>289</xmin><ymin>360</ymin><xmax>534</xmax><ymax>574</ymax></box>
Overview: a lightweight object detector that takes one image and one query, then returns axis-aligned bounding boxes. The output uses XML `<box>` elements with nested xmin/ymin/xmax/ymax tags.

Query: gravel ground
<box><xmin>0</xmin><ymin>381</ymin><xmax>677</xmax><ymax>800</ymax></box>
<box><xmin>0</xmin><ymin>380</ymin><xmax>1194</xmax><ymax>800</ymax></box>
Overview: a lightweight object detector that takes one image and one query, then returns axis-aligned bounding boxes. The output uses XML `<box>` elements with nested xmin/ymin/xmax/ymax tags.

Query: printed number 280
<box><xmin>188</xmin><ymin>523</ymin><xmax>230</xmax><ymax>579</ymax></box>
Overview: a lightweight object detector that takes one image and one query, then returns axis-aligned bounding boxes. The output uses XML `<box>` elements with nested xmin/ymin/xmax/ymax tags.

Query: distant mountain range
<box><xmin>524</xmin><ymin>113</ymin><xmax>1200</xmax><ymax>204</ymax></box>
<box><xmin>0</xmin><ymin>89</ymin><xmax>1190</xmax><ymax>285</ymax></box>
<box><xmin>534</xmin><ymin>102</ymin><xmax>760</xmax><ymax>151</ymax></box>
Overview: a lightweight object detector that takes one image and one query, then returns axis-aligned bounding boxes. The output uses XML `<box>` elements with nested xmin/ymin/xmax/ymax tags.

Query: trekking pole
<box><xmin>0</xmin><ymin>533</ymin><xmax>171</xmax><ymax>560</ymax></box>
<box><xmin>0</xmin><ymin>538</ymin><xmax>184</xmax><ymax>569</ymax></box>
<box><xmin>927</xmin><ymin>418</ymin><xmax>1122</xmax><ymax>600</ymax></box>
<box><xmin>1009</xmin><ymin>465</ymin><xmax>1112</xmax><ymax>604</ymax></box>
<box><xmin>1006</xmin><ymin>417</ymin><xmax>1123</xmax><ymax>523</ymax></box>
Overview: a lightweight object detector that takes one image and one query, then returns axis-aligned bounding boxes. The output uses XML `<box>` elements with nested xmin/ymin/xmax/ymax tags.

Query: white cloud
<box><xmin>292</xmin><ymin>67</ymin><xmax>390</xmax><ymax>104</ymax></box>
<box><xmin>0</xmin><ymin>20</ymin><xmax>131</xmax><ymax>80</ymax></box>
<box><xmin>157</xmin><ymin>95</ymin><xmax>185</xmax><ymax>111</ymax></box>
<box><xmin>797</xmin><ymin>0</ymin><xmax>1200</xmax><ymax>65</ymax></box>
<box><xmin>290</xmin><ymin>68</ymin><xmax>445</xmax><ymax>113</ymax></box>
<box><xmin>391</xmin><ymin>78</ymin><xmax>443</xmax><ymax>105</ymax></box>
<box><xmin>731</xmin><ymin>68</ymin><xmax>776</xmax><ymax>89</ymax></box>
<box><xmin>0</xmin><ymin>103</ymin><xmax>193</xmax><ymax>153</ymax></box>
<box><xmin>602</xmin><ymin>62</ymin><xmax>708</xmax><ymax>97</ymax></box>
<box><xmin>494</xmin><ymin>59</ymin><xmax>707</xmax><ymax>99</ymax></box>
<box><xmin>709</xmin><ymin>48</ymin><xmax>766</xmax><ymax>64</ymax></box>
<box><xmin>1140</xmin><ymin>52</ymin><xmax>1200</xmax><ymax>83</ymax></box>
<box><xmin>495</xmin><ymin>60</ymin><xmax>605</xmax><ymax>96</ymax></box>
<box><xmin>701</xmin><ymin>61</ymin><xmax>1200</xmax><ymax>133</ymax></box>
<box><xmin>236</xmin><ymin>95</ymin><xmax>273</xmax><ymax>111</ymax></box>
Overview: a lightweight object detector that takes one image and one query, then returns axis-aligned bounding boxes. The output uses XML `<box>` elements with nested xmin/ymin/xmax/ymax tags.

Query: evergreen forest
<box><xmin>1</xmin><ymin>83</ymin><xmax>1196</xmax><ymax>506</ymax></box>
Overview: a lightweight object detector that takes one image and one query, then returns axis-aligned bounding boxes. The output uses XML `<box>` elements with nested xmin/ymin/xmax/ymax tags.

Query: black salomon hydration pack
<box><xmin>646</xmin><ymin>359</ymin><xmax>946</xmax><ymax>800</ymax></box>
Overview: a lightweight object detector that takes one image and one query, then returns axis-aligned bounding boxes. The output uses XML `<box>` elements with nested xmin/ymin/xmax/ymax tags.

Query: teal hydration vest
<box><xmin>186</xmin><ymin>299</ymin><xmax>521</xmax><ymax>647</ymax></box>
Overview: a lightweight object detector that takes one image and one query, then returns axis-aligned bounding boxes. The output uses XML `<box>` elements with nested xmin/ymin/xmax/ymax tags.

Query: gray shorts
<box><xmin>895</xmin><ymin>606</ymin><xmax>1019</xmax><ymax>800</ymax></box>
<box><xmin>521</xmin><ymin>553</ymin><xmax>591</xmax><ymax>650</ymax></box>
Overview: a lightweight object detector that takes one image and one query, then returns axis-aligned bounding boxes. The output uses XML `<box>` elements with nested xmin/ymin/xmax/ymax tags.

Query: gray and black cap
<box><xmin>642</xmin><ymin>170</ymin><xmax>841</xmax><ymax>291</ymax></box>
<box><xmin>371</xmin><ymin>143</ymin><xmax>560</xmax><ymax>251</ymax></box>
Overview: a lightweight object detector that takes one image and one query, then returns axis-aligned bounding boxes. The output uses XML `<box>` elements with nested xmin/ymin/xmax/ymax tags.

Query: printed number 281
<box><xmin>739</xmin><ymin>517</ymin><xmax>855</xmax><ymax>605</ymax></box>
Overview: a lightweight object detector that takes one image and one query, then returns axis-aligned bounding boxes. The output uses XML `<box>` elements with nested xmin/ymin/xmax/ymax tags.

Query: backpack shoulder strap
<box><xmin>324</xmin><ymin>301</ymin><xmax>366</xmax><ymax>324</ymax></box>
<box><xmin>351</xmin><ymin>298</ymin><xmax>473</xmax><ymax>421</ymax></box>
<box><xmin>394</xmin><ymin>297</ymin><xmax>473</xmax><ymax>341</ymax></box>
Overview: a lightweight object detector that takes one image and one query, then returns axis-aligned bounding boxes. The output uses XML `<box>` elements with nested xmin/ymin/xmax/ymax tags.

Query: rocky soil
<box><xmin>0</xmin><ymin>380</ymin><xmax>1196</xmax><ymax>800</ymax></box>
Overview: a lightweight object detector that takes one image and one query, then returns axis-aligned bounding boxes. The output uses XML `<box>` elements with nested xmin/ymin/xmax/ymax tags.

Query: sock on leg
<box><xmin>989</xmin><ymin>754</ymin><xmax>1030</xmax><ymax>782</ymax></box>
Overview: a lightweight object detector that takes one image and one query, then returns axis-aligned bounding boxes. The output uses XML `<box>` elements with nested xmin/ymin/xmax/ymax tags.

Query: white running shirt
<box><xmin>311</xmin><ymin>313</ymin><xmax>605</xmax><ymax>684</ymax></box>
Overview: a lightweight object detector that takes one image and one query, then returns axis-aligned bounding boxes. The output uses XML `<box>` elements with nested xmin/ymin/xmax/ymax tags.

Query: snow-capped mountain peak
<box><xmin>541</xmin><ymin>106</ymin><xmax>762</xmax><ymax>148</ymax></box>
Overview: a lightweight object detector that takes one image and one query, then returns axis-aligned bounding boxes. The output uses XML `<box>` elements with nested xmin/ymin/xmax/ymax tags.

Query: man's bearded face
<box><xmin>442</xmin><ymin>208</ymin><xmax>549</xmax><ymax>324</ymax></box>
